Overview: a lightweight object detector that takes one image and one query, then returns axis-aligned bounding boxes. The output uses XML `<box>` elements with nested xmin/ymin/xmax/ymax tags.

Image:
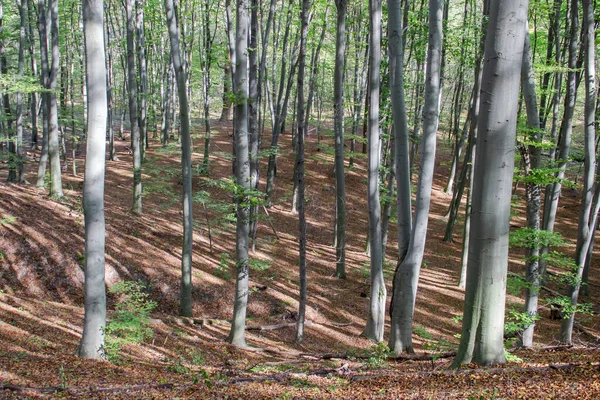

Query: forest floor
<box><xmin>0</xmin><ymin>121</ymin><xmax>599</xmax><ymax>399</ymax></box>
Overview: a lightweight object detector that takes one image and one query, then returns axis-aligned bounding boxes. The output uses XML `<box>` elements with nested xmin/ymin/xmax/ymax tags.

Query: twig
<box><xmin>262</xmin><ymin>205</ymin><xmax>280</xmax><ymax>240</ymax></box>
<box><xmin>202</xmin><ymin>202</ymin><xmax>213</xmax><ymax>252</ymax></box>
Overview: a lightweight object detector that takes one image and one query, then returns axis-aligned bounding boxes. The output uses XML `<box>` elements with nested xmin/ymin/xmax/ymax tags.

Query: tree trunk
<box><xmin>47</xmin><ymin>0</ymin><xmax>62</xmax><ymax>197</ymax></box>
<box><xmin>559</xmin><ymin>0</ymin><xmax>597</xmax><ymax>345</ymax></box>
<box><xmin>453</xmin><ymin>0</ymin><xmax>528</xmax><ymax>367</ymax></box>
<box><xmin>295</xmin><ymin>0</ymin><xmax>309</xmax><ymax>344</ymax></box>
<box><xmin>78</xmin><ymin>0</ymin><xmax>107</xmax><ymax>359</ymax></box>
<box><xmin>539</xmin><ymin>0</ymin><xmax>579</xmax><ymax>281</ymax></box>
<box><xmin>388</xmin><ymin>0</ymin><xmax>443</xmax><ymax>354</ymax></box>
<box><xmin>164</xmin><ymin>0</ymin><xmax>193</xmax><ymax>319</ymax></box>
<box><xmin>362</xmin><ymin>0</ymin><xmax>385</xmax><ymax>342</ymax></box>
<box><xmin>126</xmin><ymin>0</ymin><xmax>142</xmax><ymax>214</ymax></box>
<box><xmin>136</xmin><ymin>0</ymin><xmax>148</xmax><ymax>156</ymax></box>
<box><xmin>520</xmin><ymin>23</ymin><xmax>543</xmax><ymax>349</ymax></box>
<box><xmin>228</xmin><ymin>0</ymin><xmax>250</xmax><ymax>348</ymax></box>
<box><xmin>35</xmin><ymin>0</ymin><xmax>49</xmax><ymax>188</ymax></box>
<box><xmin>333</xmin><ymin>0</ymin><xmax>347</xmax><ymax>278</ymax></box>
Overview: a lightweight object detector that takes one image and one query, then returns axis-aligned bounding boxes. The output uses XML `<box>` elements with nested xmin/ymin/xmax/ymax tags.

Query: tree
<box><xmin>47</xmin><ymin>0</ymin><xmax>62</xmax><ymax>197</ymax></box>
<box><xmin>362</xmin><ymin>0</ymin><xmax>385</xmax><ymax>342</ymax></box>
<box><xmin>559</xmin><ymin>0</ymin><xmax>597</xmax><ymax>345</ymax></box>
<box><xmin>295</xmin><ymin>0</ymin><xmax>310</xmax><ymax>344</ymax></box>
<box><xmin>164</xmin><ymin>0</ymin><xmax>193</xmax><ymax>318</ymax></box>
<box><xmin>228</xmin><ymin>0</ymin><xmax>250</xmax><ymax>347</ymax></box>
<box><xmin>453</xmin><ymin>0</ymin><xmax>529</xmax><ymax>367</ymax></box>
<box><xmin>78</xmin><ymin>0</ymin><xmax>108</xmax><ymax>359</ymax></box>
<box><xmin>126</xmin><ymin>0</ymin><xmax>142</xmax><ymax>214</ymax></box>
<box><xmin>332</xmin><ymin>0</ymin><xmax>347</xmax><ymax>279</ymax></box>
<box><xmin>389</xmin><ymin>0</ymin><xmax>443</xmax><ymax>355</ymax></box>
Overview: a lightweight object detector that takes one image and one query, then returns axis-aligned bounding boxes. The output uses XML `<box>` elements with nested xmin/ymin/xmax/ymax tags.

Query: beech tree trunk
<box><xmin>453</xmin><ymin>0</ymin><xmax>528</xmax><ymax>367</ymax></box>
<box><xmin>164</xmin><ymin>0</ymin><xmax>193</xmax><ymax>318</ymax></box>
<box><xmin>78</xmin><ymin>0</ymin><xmax>107</xmax><ymax>359</ymax></box>
<box><xmin>560</xmin><ymin>0</ymin><xmax>597</xmax><ymax>345</ymax></box>
<box><xmin>362</xmin><ymin>0</ymin><xmax>385</xmax><ymax>342</ymax></box>
<box><xmin>47</xmin><ymin>0</ymin><xmax>62</xmax><ymax>197</ymax></box>
<box><xmin>295</xmin><ymin>0</ymin><xmax>309</xmax><ymax>344</ymax></box>
<box><xmin>228</xmin><ymin>0</ymin><xmax>250</xmax><ymax>347</ymax></box>
<box><xmin>126</xmin><ymin>0</ymin><xmax>142</xmax><ymax>214</ymax></box>
<box><xmin>389</xmin><ymin>0</ymin><xmax>442</xmax><ymax>354</ymax></box>
<box><xmin>333</xmin><ymin>0</ymin><xmax>347</xmax><ymax>278</ymax></box>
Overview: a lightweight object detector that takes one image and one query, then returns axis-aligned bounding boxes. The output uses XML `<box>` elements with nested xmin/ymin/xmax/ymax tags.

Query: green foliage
<box><xmin>215</xmin><ymin>253</ymin><xmax>233</xmax><ymax>280</ymax></box>
<box><xmin>509</xmin><ymin>228</ymin><xmax>565</xmax><ymax>249</ymax></box>
<box><xmin>546</xmin><ymin>296</ymin><xmax>593</xmax><ymax>319</ymax></box>
<box><xmin>0</xmin><ymin>214</ymin><xmax>16</xmax><ymax>227</ymax></box>
<box><xmin>414</xmin><ymin>325</ymin><xmax>433</xmax><ymax>340</ymax></box>
<box><xmin>506</xmin><ymin>272</ymin><xmax>531</xmax><ymax>296</ymax></box>
<box><xmin>504</xmin><ymin>308</ymin><xmax>538</xmax><ymax>338</ymax></box>
<box><xmin>249</xmin><ymin>258</ymin><xmax>271</xmax><ymax>272</ymax></box>
<box><xmin>363</xmin><ymin>342</ymin><xmax>391</xmax><ymax>369</ymax></box>
<box><xmin>103</xmin><ymin>281</ymin><xmax>157</xmax><ymax>363</ymax></box>
<box><xmin>504</xmin><ymin>349</ymin><xmax>523</xmax><ymax>363</ymax></box>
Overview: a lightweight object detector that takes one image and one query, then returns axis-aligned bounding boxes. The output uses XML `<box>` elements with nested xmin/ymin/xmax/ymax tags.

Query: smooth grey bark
<box><xmin>388</xmin><ymin>0</ymin><xmax>411</xmax><ymax>262</ymax></box>
<box><xmin>362</xmin><ymin>0</ymin><xmax>385</xmax><ymax>342</ymax></box>
<box><xmin>27</xmin><ymin>0</ymin><xmax>39</xmax><ymax>149</ymax></box>
<box><xmin>388</xmin><ymin>0</ymin><xmax>442</xmax><ymax>354</ymax></box>
<box><xmin>520</xmin><ymin>24</ymin><xmax>543</xmax><ymax>349</ymax></box>
<box><xmin>560</xmin><ymin>0</ymin><xmax>597</xmax><ymax>345</ymax></box>
<box><xmin>164</xmin><ymin>0</ymin><xmax>193</xmax><ymax>318</ymax></box>
<box><xmin>228</xmin><ymin>0</ymin><xmax>250</xmax><ymax>347</ymax></box>
<box><xmin>333</xmin><ymin>0</ymin><xmax>347</xmax><ymax>279</ymax></box>
<box><xmin>35</xmin><ymin>0</ymin><xmax>49</xmax><ymax>188</ymax></box>
<box><xmin>78</xmin><ymin>0</ymin><xmax>107</xmax><ymax>359</ymax></box>
<box><xmin>161</xmin><ymin>61</ymin><xmax>172</xmax><ymax>145</ymax></box>
<box><xmin>453</xmin><ymin>0</ymin><xmax>528</xmax><ymax>367</ymax></box>
<box><xmin>295</xmin><ymin>0</ymin><xmax>309</xmax><ymax>344</ymax></box>
<box><xmin>136</xmin><ymin>0</ymin><xmax>148</xmax><ymax>156</ymax></box>
<box><xmin>47</xmin><ymin>0</ymin><xmax>62</xmax><ymax>197</ymax></box>
<box><xmin>539</xmin><ymin>0</ymin><xmax>579</xmax><ymax>280</ymax></box>
<box><xmin>126</xmin><ymin>0</ymin><xmax>142</xmax><ymax>214</ymax></box>
<box><xmin>200</xmin><ymin>0</ymin><xmax>214</xmax><ymax>173</ymax></box>
<box><xmin>9</xmin><ymin>0</ymin><xmax>26</xmax><ymax>183</ymax></box>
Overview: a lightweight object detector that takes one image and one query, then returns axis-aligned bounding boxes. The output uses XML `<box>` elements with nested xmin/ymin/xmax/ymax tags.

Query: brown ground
<box><xmin>0</xmin><ymin>121</ymin><xmax>599</xmax><ymax>399</ymax></box>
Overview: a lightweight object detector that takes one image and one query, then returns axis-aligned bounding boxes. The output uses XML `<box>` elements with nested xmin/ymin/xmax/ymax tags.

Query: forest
<box><xmin>0</xmin><ymin>0</ymin><xmax>599</xmax><ymax>397</ymax></box>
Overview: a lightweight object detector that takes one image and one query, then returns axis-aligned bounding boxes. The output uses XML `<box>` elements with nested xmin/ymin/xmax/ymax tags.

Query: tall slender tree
<box><xmin>295</xmin><ymin>0</ymin><xmax>310</xmax><ymax>344</ymax></box>
<box><xmin>228</xmin><ymin>0</ymin><xmax>251</xmax><ymax>347</ymax></box>
<box><xmin>126</xmin><ymin>0</ymin><xmax>142</xmax><ymax>214</ymax></box>
<box><xmin>389</xmin><ymin>0</ymin><xmax>443</xmax><ymax>354</ymax></box>
<box><xmin>453</xmin><ymin>0</ymin><xmax>529</xmax><ymax>367</ymax></box>
<box><xmin>78</xmin><ymin>0</ymin><xmax>108</xmax><ymax>359</ymax></box>
<box><xmin>164</xmin><ymin>0</ymin><xmax>193</xmax><ymax>318</ymax></box>
<box><xmin>333</xmin><ymin>0</ymin><xmax>347</xmax><ymax>279</ymax></box>
<box><xmin>362</xmin><ymin>0</ymin><xmax>385</xmax><ymax>342</ymax></box>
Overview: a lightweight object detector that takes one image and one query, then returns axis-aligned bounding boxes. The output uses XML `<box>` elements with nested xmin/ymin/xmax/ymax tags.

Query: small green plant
<box><xmin>546</xmin><ymin>296</ymin><xmax>593</xmax><ymax>319</ymax></box>
<box><xmin>363</xmin><ymin>342</ymin><xmax>391</xmax><ymax>369</ymax></box>
<box><xmin>359</xmin><ymin>262</ymin><xmax>370</xmax><ymax>278</ymax></box>
<box><xmin>59</xmin><ymin>362</ymin><xmax>69</xmax><ymax>389</ymax></box>
<box><xmin>504</xmin><ymin>308</ymin><xmax>539</xmax><ymax>339</ymax></box>
<box><xmin>103</xmin><ymin>281</ymin><xmax>157</xmax><ymax>363</ymax></box>
<box><xmin>215</xmin><ymin>253</ymin><xmax>232</xmax><ymax>280</ymax></box>
<box><xmin>249</xmin><ymin>258</ymin><xmax>271</xmax><ymax>272</ymax></box>
<box><xmin>0</xmin><ymin>214</ymin><xmax>16</xmax><ymax>226</ymax></box>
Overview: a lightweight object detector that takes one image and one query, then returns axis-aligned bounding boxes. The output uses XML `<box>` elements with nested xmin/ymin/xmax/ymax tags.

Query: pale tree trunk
<box><xmin>295</xmin><ymin>0</ymin><xmax>309</xmax><ymax>344</ymax></box>
<box><xmin>457</xmin><ymin>0</ymin><xmax>488</xmax><ymax>289</ymax></box>
<box><xmin>78</xmin><ymin>0</ymin><xmax>107</xmax><ymax>359</ymax></box>
<box><xmin>27</xmin><ymin>0</ymin><xmax>39</xmax><ymax>149</ymax></box>
<box><xmin>47</xmin><ymin>0</ymin><xmax>62</xmax><ymax>197</ymax></box>
<box><xmin>228</xmin><ymin>0</ymin><xmax>250</xmax><ymax>347</ymax></box>
<box><xmin>362</xmin><ymin>0</ymin><xmax>385</xmax><ymax>342</ymax></box>
<box><xmin>200</xmin><ymin>0</ymin><xmax>214</xmax><ymax>173</ymax></box>
<box><xmin>126</xmin><ymin>0</ymin><xmax>142</xmax><ymax>214</ymax></box>
<box><xmin>453</xmin><ymin>0</ymin><xmax>528</xmax><ymax>367</ymax></box>
<box><xmin>10</xmin><ymin>0</ymin><xmax>26</xmax><ymax>183</ymax></box>
<box><xmin>388</xmin><ymin>0</ymin><xmax>411</xmax><ymax>262</ymax></box>
<box><xmin>388</xmin><ymin>0</ymin><xmax>442</xmax><ymax>354</ymax></box>
<box><xmin>560</xmin><ymin>0</ymin><xmax>597</xmax><ymax>345</ymax></box>
<box><xmin>520</xmin><ymin>23</ymin><xmax>543</xmax><ymax>349</ymax></box>
<box><xmin>333</xmin><ymin>0</ymin><xmax>347</xmax><ymax>278</ymax></box>
<box><xmin>136</xmin><ymin>0</ymin><xmax>148</xmax><ymax>156</ymax></box>
<box><xmin>164</xmin><ymin>0</ymin><xmax>193</xmax><ymax>318</ymax></box>
<box><xmin>35</xmin><ymin>0</ymin><xmax>50</xmax><ymax>188</ymax></box>
<box><xmin>539</xmin><ymin>0</ymin><xmax>579</xmax><ymax>280</ymax></box>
